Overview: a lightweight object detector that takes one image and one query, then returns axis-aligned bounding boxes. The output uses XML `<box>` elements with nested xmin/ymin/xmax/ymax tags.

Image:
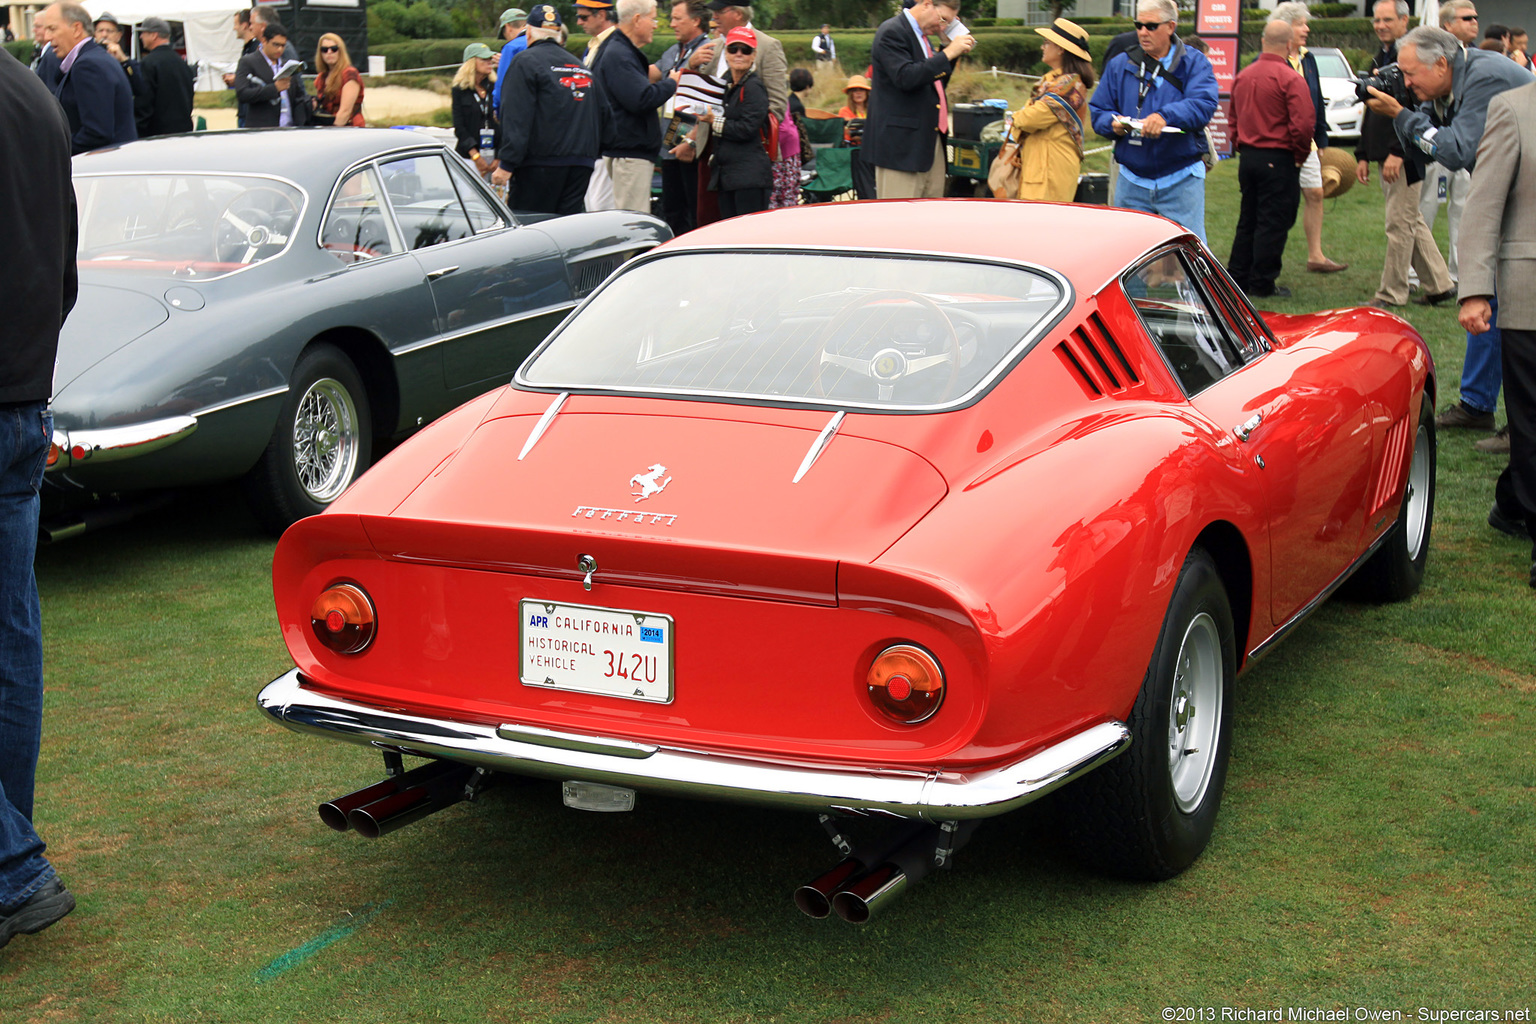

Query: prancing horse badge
<box><xmin>629</xmin><ymin>463</ymin><xmax>672</xmax><ymax>502</ymax></box>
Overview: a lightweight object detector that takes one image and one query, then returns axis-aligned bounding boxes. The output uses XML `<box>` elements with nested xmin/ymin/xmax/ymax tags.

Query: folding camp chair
<box><xmin>801</xmin><ymin>146</ymin><xmax>855</xmax><ymax>204</ymax></box>
<box><xmin>800</xmin><ymin>110</ymin><xmax>847</xmax><ymax>150</ymax></box>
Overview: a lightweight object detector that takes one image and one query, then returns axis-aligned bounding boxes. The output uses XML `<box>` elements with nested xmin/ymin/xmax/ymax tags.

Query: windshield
<box><xmin>518</xmin><ymin>251</ymin><xmax>1067</xmax><ymax>410</ymax></box>
<box><xmin>1311</xmin><ymin>51</ymin><xmax>1354</xmax><ymax>80</ymax></box>
<box><xmin>75</xmin><ymin>174</ymin><xmax>306</xmax><ymax>278</ymax></box>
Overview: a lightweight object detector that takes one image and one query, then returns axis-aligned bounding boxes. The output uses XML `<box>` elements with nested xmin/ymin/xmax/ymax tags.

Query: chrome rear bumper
<box><xmin>259</xmin><ymin>670</ymin><xmax>1131</xmax><ymax>821</ymax></box>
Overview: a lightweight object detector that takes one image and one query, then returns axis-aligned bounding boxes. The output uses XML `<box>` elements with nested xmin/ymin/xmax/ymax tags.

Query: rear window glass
<box><xmin>519</xmin><ymin>251</ymin><xmax>1066</xmax><ymax>410</ymax></box>
<box><xmin>75</xmin><ymin>173</ymin><xmax>305</xmax><ymax>278</ymax></box>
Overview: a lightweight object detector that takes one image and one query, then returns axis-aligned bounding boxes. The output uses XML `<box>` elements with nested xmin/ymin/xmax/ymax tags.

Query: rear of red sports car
<box><xmin>259</xmin><ymin>202</ymin><xmax>1433</xmax><ymax>917</ymax></box>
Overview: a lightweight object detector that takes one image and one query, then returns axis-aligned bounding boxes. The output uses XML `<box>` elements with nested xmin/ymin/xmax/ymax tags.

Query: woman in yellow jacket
<box><xmin>1008</xmin><ymin>19</ymin><xmax>1097</xmax><ymax>202</ymax></box>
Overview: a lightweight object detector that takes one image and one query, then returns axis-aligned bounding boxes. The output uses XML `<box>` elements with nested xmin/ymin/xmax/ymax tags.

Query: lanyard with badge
<box><xmin>477</xmin><ymin>89</ymin><xmax>495</xmax><ymax>153</ymax></box>
<box><xmin>1130</xmin><ymin>60</ymin><xmax>1161</xmax><ymax>146</ymax></box>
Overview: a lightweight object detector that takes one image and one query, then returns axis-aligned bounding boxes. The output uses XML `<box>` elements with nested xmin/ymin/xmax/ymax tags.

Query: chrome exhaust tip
<box><xmin>793</xmin><ymin>858</ymin><xmax>864</xmax><ymax>919</ymax></box>
<box><xmin>830</xmin><ymin>864</ymin><xmax>908</xmax><ymax>924</ymax></box>
<box><xmin>317</xmin><ymin>758</ymin><xmax>464</xmax><ymax>834</ymax></box>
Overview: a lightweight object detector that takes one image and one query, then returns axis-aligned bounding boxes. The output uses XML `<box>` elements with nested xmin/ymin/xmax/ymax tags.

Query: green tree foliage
<box><xmin>368</xmin><ymin>0</ymin><xmax>458</xmax><ymax>43</ymax></box>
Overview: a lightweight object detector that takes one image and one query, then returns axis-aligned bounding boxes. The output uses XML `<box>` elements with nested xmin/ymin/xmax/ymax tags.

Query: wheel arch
<box><xmin>303</xmin><ymin>326</ymin><xmax>400</xmax><ymax>443</ymax></box>
<box><xmin>1190</xmin><ymin>520</ymin><xmax>1254</xmax><ymax>672</ymax></box>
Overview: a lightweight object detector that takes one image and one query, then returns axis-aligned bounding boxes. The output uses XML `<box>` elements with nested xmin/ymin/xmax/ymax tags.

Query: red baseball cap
<box><xmin>724</xmin><ymin>26</ymin><xmax>756</xmax><ymax>48</ymax></box>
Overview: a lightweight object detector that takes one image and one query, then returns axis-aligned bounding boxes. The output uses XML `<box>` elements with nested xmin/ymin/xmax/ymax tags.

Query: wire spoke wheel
<box><xmin>291</xmin><ymin>377</ymin><xmax>361</xmax><ymax>504</ymax></box>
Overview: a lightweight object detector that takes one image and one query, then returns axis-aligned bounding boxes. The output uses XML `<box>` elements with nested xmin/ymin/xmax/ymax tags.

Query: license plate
<box><xmin>519</xmin><ymin>600</ymin><xmax>673</xmax><ymax>703</ymax></box>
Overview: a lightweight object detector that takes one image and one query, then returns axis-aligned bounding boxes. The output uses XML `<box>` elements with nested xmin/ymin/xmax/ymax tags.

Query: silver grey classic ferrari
<box><xmin>47</xmin><ymin>128</ymin><xmax>669</xmax><ymax>537</ymax></box>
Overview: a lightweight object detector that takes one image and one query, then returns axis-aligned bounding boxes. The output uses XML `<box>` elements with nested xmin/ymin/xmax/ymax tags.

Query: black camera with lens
<box><xmin>1357</xmin><ymin>62</ymin><xmax>1412</xmax><ymax>104</ymax></box>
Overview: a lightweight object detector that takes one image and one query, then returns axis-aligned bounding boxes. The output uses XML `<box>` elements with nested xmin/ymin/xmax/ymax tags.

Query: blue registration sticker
<box><xmin>640</xmin><ymin>626</ymin><xmax>664</xmax><ymax>644</ymax></box>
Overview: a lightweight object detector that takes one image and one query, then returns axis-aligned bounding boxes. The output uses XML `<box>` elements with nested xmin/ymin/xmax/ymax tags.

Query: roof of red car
<box><xmin>665</xmin><ymin>200</ymin><xmax>1190</xmax><ymax>286</ymax></box>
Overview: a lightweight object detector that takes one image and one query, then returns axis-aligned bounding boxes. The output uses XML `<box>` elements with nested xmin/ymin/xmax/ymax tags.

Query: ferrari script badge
<box><xmin>629</xmin><ymin>463</ymin><xmax>672</xmax><ymax>502</ymax></box>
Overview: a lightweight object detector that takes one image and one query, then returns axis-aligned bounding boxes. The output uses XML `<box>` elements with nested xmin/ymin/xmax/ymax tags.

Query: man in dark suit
<box><xmin>862</xmin><ymin>0</ymin><xmax>974</xmax><ymax>198</ymax></box>
<box><xmin>0</xmin><ymin>44</ymin><xmax>78</xmax><ymax>952</ymax></box>
<box><xmin>236</xmin><ymin>21</ymin><xmax>308</xmax><ymax>128</ymax></box>
<box><xmin>136</xmin><ymin>16</ymin><xmax>194</xmax><ymax>137</ymax></box>
<box><xmin>35</xmin><ymin>1</ymin><xmax>137</xmax><ymax>153</ymax></box>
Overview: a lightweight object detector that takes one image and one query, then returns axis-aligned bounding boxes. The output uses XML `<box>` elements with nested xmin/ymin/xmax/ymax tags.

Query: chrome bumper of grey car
<box><xmin>258</xmin><ymin>668</ymin><xmax>1132</xmax><ymax>822</ymax></box>
<box><xmin>48</xmin><ymin>415</ymin><xmax>198</xmax><ymax>471</ymax></box>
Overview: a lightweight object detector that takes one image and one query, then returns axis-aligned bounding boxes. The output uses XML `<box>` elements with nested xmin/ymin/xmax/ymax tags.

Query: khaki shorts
<box><xmin>1298</xmin><ymin>149</ymin><xmax>1322</xmax><ymax>190</ymax></box>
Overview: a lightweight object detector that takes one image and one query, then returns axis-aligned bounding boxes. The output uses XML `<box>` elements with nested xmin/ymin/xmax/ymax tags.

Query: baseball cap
<box><xmin>463</xmin><ymin>42</ymin><xmax>495</xmax><ymax>60</ymax></box>
<box><xmin>526</xmin><ymin>4</ymin><xmax>562</xmax><ymax>27</ymax></box>
<box><xmin>497</xmin><ymin>7</ymin><xmax>527</xmax><ymax>27</ymax></box>
<box><xmin>139</xmin><ymin>16</ymin><xmax>172</xmax><ymax>36</ymax></box>
<box><xmin>724</xmin><ymin>26</ymin><xmax>755</xmax><ymax>48</ymax></box>
<box><xmin>574</xmin><ymin>0</ymin><xmax>615</xmax><ymax>8</ymax></box>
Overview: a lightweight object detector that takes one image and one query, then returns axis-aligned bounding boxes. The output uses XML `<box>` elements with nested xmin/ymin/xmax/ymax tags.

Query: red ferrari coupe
<box><xmin>259</xmin><ymin>201</ymin><xmax>1435</xmax><ymax>922</ymax></box>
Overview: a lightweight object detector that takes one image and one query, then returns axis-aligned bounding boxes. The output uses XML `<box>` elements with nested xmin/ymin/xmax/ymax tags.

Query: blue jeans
<box><xmin>0</xmin><ymin>402</ymin><xmax>55</xmax><ymax>911</ymax></box>
<box><xmin>1112</xmin><ymin>169</ymin><xmax>1208</xmax><ymax>246</ymax></box>
<box><xmin>1459</xmin><ymin>295</ymin><xmax>1502</xmax><ymax>415</ymax></box>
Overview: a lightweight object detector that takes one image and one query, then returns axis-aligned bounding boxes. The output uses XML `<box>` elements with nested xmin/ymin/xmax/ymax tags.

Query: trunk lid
<box><xmin>374</xmin><ymin>398</ymin><xmax>948</xmax><ymax>605</ymax></box>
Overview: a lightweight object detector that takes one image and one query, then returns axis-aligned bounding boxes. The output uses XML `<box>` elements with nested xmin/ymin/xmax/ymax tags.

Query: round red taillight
<box><xmin>310</xmin><ymin>582</ymin><xmax>375</xmax><ymax>655</ymax></box>
<box><xmin>866</xmin><ymin>644</ymin><xmax>943</xmax><ymax>724</ymax></box>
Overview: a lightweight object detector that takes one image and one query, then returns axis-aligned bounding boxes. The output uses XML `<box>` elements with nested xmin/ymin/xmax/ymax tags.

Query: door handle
<box><xmin>426</xmin><ymin>265</ymin><xmax>459</xmax><ymax>281</ymax></box>
<box><xmin>1234</xmin><ymin>412</ymin><xmax>1263</xmax><ymax>442</ymax></box>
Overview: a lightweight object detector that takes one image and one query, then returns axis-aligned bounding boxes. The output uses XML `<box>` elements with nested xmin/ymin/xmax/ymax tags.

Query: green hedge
<box><xmin>5</xmin><ymin>40</ymin><xmax>32</xmax><ymax>62</ymax></box>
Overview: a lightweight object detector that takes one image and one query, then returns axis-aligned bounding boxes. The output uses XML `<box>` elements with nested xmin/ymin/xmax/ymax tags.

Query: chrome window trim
<box><xmin>443</xmin><ymin>150</ymin><xmax>512</xmax><ymax>234</ymax></box>
<box><xmin>192</xmin><ymin>384</ymin><xmax>290</xmax><ymax>418</ymax></box>
<box><xmin>393</xmin><ymin>300</ymin><xmax>579</xmax><ymax>356</ymax></box>
<box><xmin>315</xmin><ymin>144</ymin><xmax>480</xmax><ymax>256</ymax></box>
<box><xmin>513</xmin><ymin>244</ymin><xmax>1077</xmax><ymax>415</ymax></box>
<box><xmin>73</xmin><ymin>170</ymin><xmax>311</xmax><ymax>281</ymax></box>
<box><xmin>1120</xmin><ymin>243</ymin><xmax>1262</xmax><ymax>401</ymax></box>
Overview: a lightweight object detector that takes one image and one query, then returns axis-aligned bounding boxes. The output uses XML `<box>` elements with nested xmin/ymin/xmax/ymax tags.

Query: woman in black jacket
<box><xmin>451</xmin><ymin>43</ymin><xmax>499</xmax><ymax>180</ymax></box>
<box><xmin>708</xmin><ymin>27</ymin><xmax>771</xmax><ymax>219</ymax></box>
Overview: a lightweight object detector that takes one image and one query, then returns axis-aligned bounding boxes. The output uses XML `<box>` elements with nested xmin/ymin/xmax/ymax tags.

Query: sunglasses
<box><xmin>725</xmin><ymin>43</ymin><xmax>754</xmax><ymax>54</ymax></box>
<box><xmin>320</xmin><ymin>45</ymin><xmax>339</xmax><ymax>52</ymax></box>
<box><xmin>1132</xmin><ymin>20</ymin><xmax>1166</xmax><ymax>30</ymax></box>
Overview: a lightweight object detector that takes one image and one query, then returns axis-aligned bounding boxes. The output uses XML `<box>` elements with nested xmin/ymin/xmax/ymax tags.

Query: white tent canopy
<box><xmin>89</xmin><ymin>0</ymin><xmax>244</xmax><ymax>91</ymax></box>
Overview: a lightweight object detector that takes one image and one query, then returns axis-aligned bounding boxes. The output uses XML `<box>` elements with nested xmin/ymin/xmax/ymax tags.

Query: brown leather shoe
<box><xmin>1475</xmin><ymin>425</ymin><xmax>1511</xmax><ymax>454</ymax></box>
<box><xmin>1435</xmin><ymin>403</ymin><xmax>1496</xmax><ymax>431</ymax></box>
<box><xmin>1307</xmin><ymin>258</ymin><xmax>1348</xmax><ymax>273</ymax></box>
<box><xmin>1367</xmin><ymin>298</ymin><xmax>1404</xmax><ymax>309</ymax></box>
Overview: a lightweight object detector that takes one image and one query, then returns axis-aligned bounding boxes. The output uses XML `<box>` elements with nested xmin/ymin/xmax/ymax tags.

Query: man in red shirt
<box><xmin>1226</xmin><ymin>20</ymin><xmax>1316</xmax><ymax>298</ymax></box>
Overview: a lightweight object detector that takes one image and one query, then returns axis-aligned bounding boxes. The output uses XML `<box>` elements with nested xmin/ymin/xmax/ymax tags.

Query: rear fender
<box><xmin>873</xmin><ymin>408</ymin><xmax>1266</xmax><ymax>760</ymax></box>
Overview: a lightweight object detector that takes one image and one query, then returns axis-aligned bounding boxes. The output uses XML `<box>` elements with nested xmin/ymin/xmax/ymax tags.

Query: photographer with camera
<box><xmin>1363</xmin><ymin>26</ymin><xmax>1530</xmax><ymax>176</ymax></box>
<box><xmin>1365</xmin><ymin>25</ymin><xmax>1530</xmax><ymax>441</ymax></box>
<box><xmin>1356</xmin><ymin>1</ymin><xmax>1455</xmax><ymax>310</ymax></box>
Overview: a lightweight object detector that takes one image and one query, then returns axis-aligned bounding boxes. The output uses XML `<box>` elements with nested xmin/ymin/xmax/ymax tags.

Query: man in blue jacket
<box><xmin>35</xmin><ymin>1</ymin><xmax>137</xmax><ymax>153</ymax></box>
<box><xmin>490</xmin><ymin>8</ymin><xmax>528</xmax><ymax>111</ymax></box>
<box><xmin>1088</xmin><ymin>0</ymin><xmax>1217</xmax><ymax>243</ymax></box>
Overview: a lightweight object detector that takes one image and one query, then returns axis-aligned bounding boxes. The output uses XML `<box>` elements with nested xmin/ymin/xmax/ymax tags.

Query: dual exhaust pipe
<box><xmin>795</xmin><ymin>820</ymin><xmax>976</xmax><ymax>924</ymax></box>
<box><xmin>319</xmin><ymin>758</ymin><xmax>478</xmax><ymax>838</ymax></box>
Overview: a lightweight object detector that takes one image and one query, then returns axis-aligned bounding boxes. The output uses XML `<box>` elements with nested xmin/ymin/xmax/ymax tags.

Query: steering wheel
<box><xmin>213</xmin><ymin>186</ymin><xmax>299</xmax><ymax>264</ymax></box>
<box><xmin>813</xmin><ymin>290</ymin><xmax>961</xmax><ymax>402</ymax></box>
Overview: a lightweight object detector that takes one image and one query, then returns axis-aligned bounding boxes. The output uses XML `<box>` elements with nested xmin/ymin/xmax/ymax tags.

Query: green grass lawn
<box><xmin>2</xmin><ymin>169</ymin><xmax>1533</xmax><ymax>1023</ymax></box>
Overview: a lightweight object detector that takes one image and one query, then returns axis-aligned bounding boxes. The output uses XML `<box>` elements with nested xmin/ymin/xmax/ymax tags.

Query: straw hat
<box><xmin>844</xmin><ymin>74</ymin><xmax>871</xmax><ymax>93</ymax></box>
<box><xmin>1033</xmin><ymin>18</ymin><xmax>1092</xmax><ymax>63</ymax></box>
<box><xmin>1318</xmin><ymin>147</ymin><xmax>1356</xmax><ymax>199</ymax></box>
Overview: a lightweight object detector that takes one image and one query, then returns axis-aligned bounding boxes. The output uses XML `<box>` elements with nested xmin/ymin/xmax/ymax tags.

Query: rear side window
<box><xmin>446</xmin><ymin>157</ymin><xmax>507</xmax><ymax>233</ymax></box>
<box><xmin>1124</xmin><ymin>251</ymin><xmax>1249</xmax><ymax>396</ymax></box>
<box><xmin>379</xmin><ymin>154</ymin><xmax>475</xmax><ymax>250</ymax></box>
<box><xmin>321</xmin><ymin>166</ymin><xmax>398</xmax><ymax>263</ymax></box>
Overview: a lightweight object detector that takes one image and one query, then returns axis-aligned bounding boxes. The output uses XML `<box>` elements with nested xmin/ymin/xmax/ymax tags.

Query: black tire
<box><xmin>1343</xmin><ymin>393</ymin><xmax>1435</xmax><ymax>603</ymax></box>
<box><xmin>1055</xmin><ymin>548</ymin><xmax>1236</xmax><ymax>880</ymax></box>
<box><xmin>243</xmin><ymin>343</ymin><xmax>372</xmax><ymax>535</ymax></box>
